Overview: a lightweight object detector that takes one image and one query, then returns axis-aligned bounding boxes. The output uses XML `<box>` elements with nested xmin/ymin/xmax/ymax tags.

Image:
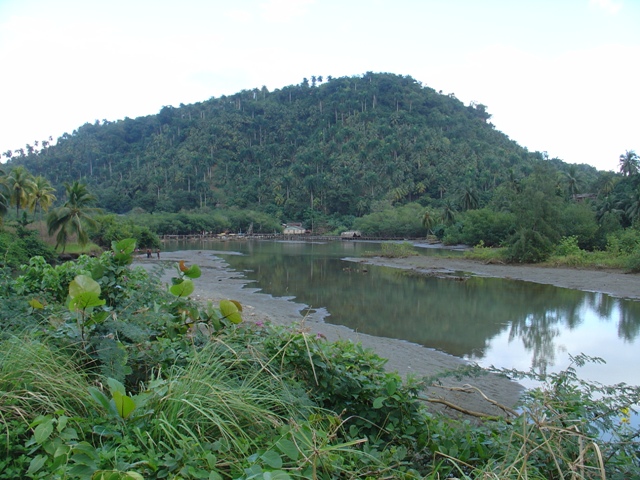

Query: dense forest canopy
<box><xmin>3</xmin><ymin>73</ymin><xmax>595</xmax><ymax>214</ymax></box>
<box><xmin>4</xmin><ymin>72</ymin><xmax>640</xmax><ymax>262</ymax></box>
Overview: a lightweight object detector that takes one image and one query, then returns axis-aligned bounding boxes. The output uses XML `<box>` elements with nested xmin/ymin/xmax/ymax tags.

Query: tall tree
<box><xmin>440</xmin><ymin>199</ymin><xmax>456</xmax><ymax>225</ymax></box>
<box><xmin>619</xmin><ymin>150</ymin><xmax>639</xmax><ymax>177</ymax></box>
<box><xmin>421</xmin><ymin>208</ymin><xmax>435</xmax><ymax>234</ymax></box>
<box><xmin>0</xmin><ymin>168</ymin><xmax>9</xmax><ymax>221</ymax></box>
<box><xmin>562</xmin><ymin>165</ymin><xmax>582</xmax><ymax>198</ymax></box>
<box><xmin>624</xmin><ymin>186</ymin><xmax>640</xmax><ymax>225</ymax></box>
<box><xmin>5</xmin><ymin>166</ymin><xmax>36</xmax><ymax>216</ymax></box>
<box><xmin>459</xmin><ymin>185</ymin><xmax>479</xmax><ymax>211</ymax></box>
<box><xmin>47</xmin><ymin>181</ymin><xmax>100</xmax><ymax>252</ymax></box>
<box><xmin>29</xmin><ymin>175</ymin><xmax>57</xmax><ymax>220</ymax></box>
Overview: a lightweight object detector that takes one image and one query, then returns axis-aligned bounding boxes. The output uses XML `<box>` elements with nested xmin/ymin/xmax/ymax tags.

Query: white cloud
<box><xmin>589</xmin><ymin>0</ymin><xmax>623</xmax><ymax>14</ymax></box>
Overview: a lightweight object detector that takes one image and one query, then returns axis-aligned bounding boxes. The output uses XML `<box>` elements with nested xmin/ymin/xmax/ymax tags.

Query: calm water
<box><xmin>166</xmin><ymin>239</ymin><xmax>640</xmax><ymax>387</ymax></box>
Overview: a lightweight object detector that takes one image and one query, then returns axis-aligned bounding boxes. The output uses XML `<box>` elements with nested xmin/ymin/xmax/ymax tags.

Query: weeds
<box><xmin>0</xmin><ymin>241</ymin><xmax>638</xmax><ymax>478</ymax></box>
<box><xmin>363</xmin><ymin>241</ymin><xmax>418</xmax><ymax>258</ymax></box>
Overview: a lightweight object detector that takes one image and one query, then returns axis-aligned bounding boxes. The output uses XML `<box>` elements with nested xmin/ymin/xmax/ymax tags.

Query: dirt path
<box><xmin>136</xmin><ymin>250</ymin><xmax>639</xmax><ymax>418</ymax></box>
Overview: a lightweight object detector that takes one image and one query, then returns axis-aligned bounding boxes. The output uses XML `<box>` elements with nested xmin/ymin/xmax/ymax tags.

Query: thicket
<box><xmin>1</xmin><ymin>242</ymin><xmax>638</xmax><ymax>479</ymax></box>
<box><xmin>127</xmin><ymin>208</ymin><xmax>284</xmax><ymax>236</ymax></box>
<box><xmin>0</xmin><ymin>225</ymin><xmax>56</xmax><ymax>268</ymax></box>
<box><xmin>90</xmin><ymin>214</ymin><xmax>161</xmax><ymax>250</ymax></box>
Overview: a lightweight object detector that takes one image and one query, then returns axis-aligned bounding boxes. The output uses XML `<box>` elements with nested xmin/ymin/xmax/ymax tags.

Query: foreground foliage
<box><xmin>0</xmin><ymin>243</ymin><xmax>638</xmax><ymax>478</ymax></box>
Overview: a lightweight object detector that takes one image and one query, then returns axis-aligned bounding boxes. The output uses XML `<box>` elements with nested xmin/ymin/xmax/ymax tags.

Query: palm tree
<box><xmin>459</xmin><ymin>185</ymin><xmax>479</xmax><ymax>211</ymax></box>
<box><xmin>596</xmin><ymin>172</ymin><xmax>618</xmax><ymax>198</ymax></box>
<box><xmin>0</xmin><ymin>168</ymin><xmax>9</xmax><ymax>221</ymax></box>
<box><xmin>440</xmin><ymin>199</ymin><xmax>456</xmax><ymax>225</ymax></box>
<box><xmin>47</xmin><ymin>181</ymin><xmax>100</xmax><ymax>252</ymax></box>
<box><xmin>625</xmin><ymin>186</ymin><xmax>640</xmax><ymax>225</ymax></box>
<box><xmin>596</xmin><ymin>195</ymin><xmax>621</xmax><ymax>224</ymax></box>
<box><xmin>421</xmin><ymin>208</ymin><xmax>435</xmax><ymax>235</ymax></box>
<box><xmin>562</xmin><ymin>166</ymin><xmax>582</xmax><ymax>199</ymax></box>
<box><xmin>5</xmin><ymin>166</ymin><xmax>36</xmax><ymax>216</ymax></box>
<box><xmin>619</xmin><ymin>150</ymin><xmax>639</xmax><ymax>177</ymax></box>
<box><xmin>29</xmin><ymin>175</ymin><xmax>57</xmax><ymax>220</ymax></box>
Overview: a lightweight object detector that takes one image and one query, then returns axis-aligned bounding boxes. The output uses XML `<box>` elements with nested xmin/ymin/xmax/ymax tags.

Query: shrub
<box><xmin>456</xmin><ymin>208</ymin><xmax>516</xmax><ymax>247</ymax></box>
<box><xmin>606</xmin><ymin>228</ymin><xmax>640</xmax><ymax>256</ymax></box>
<box><xmin>506</xmin><ymin>227</ymin><xmax>554</xmax><ymax>263</ymax></box>
<box><xmin>0</xmin><ymin>229</ymin><xmax>55</xmax><ymax>269</ymax></box>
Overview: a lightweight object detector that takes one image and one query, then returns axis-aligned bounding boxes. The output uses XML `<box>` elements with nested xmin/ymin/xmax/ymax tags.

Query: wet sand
<box><xmin>136</xmin><ymin>250</ymin><xmax>640</xmax><ymax>418</ymax></box>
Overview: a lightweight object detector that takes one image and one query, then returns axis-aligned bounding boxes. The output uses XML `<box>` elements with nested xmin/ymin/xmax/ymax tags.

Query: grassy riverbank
<box><xmin>1</xmin><ymin>241</ymin><xmax>639</xmax><ymax>478</ymax></box>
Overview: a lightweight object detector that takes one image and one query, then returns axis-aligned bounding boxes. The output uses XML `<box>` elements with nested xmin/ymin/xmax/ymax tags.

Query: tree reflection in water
<box><xmin>171</xmin><ymin>240</ymin><xmax>640</xmax><ymax>384</ymax></box>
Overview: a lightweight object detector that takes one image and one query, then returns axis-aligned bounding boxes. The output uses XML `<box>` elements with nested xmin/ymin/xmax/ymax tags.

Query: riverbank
<box><xmin>136</xmin><ymin>250</ymin><xmax>639</xmax><ymax>418</ymax></box>
<box><xmin>348</xmin><ymin>253</ymin><xmax>640</xmax><ymax>301</ymax></box>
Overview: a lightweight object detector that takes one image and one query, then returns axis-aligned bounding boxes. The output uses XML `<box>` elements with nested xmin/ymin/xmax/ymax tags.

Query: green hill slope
<box><xmin>9</xmin><ymin>72</ymin><xmax>598</xmax><ymax>218</ymax></box>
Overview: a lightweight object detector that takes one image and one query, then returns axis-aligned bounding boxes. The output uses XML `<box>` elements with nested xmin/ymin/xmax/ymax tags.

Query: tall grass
<box><xmin>0</xmin><ymin>336</ymin><xmax>94</xmax><ymax>422</ymax></box>
<box><xmin>149</xmin><ymin>336</ymin><xmax>317</xmax><ymax>454</ymax></box>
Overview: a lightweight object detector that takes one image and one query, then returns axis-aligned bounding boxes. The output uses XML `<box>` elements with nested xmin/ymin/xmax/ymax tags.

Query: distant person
<box><xmin>146</xmin><ymin>249</ymin><xmax>151</xmax><ymax>258</ymax></box>
<box><xmin>156</xmin><ymin>248</ymin><xmax>160</xmax><ymax>259</ymax></box>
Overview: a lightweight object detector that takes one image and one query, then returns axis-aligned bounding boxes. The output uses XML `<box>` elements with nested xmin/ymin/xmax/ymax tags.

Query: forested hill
<box><xmin>7</xmin><ymin>72</ymin><xmax>598</xmax><ymax>218</ymax></box>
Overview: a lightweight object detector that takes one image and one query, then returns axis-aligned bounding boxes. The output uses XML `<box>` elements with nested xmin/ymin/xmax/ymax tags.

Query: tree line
<box><xmin>2</xmin><ymin>72</ymin><xmax>640</xmax><ymax>263</ymax></box>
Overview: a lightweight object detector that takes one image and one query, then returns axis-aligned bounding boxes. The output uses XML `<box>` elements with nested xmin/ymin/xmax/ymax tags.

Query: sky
<box><xmin>0</xmin><ymin>0</ymin><xmax>638</xmax><ymax>172</ymax></box>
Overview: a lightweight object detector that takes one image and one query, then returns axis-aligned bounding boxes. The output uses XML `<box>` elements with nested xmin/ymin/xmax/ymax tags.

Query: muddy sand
<box><xmin>137</xmin><ymin>250</ymin><xmax>640</xmax><ymax>418</ymax></box>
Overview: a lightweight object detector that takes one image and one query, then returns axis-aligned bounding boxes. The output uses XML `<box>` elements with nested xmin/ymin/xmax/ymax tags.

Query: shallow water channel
<box><xmin>166</xmin><ymin>239</ymin><xmax>640</xmax><ymax>388</ymax></box>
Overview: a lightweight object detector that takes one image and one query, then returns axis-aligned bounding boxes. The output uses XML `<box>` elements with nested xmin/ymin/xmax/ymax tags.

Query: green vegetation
<box><xmin>463</xmin><ymin>229</ymin><xmax>640</xmax><ymax>272</ymax></box>
<box><xmin>46</xmin><ymin>181</ymin><xmax>101</xmax><ymax>252</ymax></box>
<box><xmin>1</xmin><ymin>72</ymin><xmax>639</xmax><ymax>477</ymax></box>
<box><xmin>364</xmin><ymin>241</ymin><xmax>418</xmax><ymax>258</ymax></box>
<box><xmin>0</xmin><ymin>242</ymin><xmax>638</xmax><ymax>478</ymax></box>
<box><xmin>0</xmin><ymin>225</ymin><xmax>56</xmax><ymax>268</ymax></box>
<box><xmin>1</xmin><ymin>73</ymin><xmax>640</xmax><ymax>264</ymax></box>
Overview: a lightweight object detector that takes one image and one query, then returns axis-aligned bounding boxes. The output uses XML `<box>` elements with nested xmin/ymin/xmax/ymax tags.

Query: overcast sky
<box><xmin>1</xmin><ymin>0</ymin><xmax>638</xmax><ymax>172</ymax></box>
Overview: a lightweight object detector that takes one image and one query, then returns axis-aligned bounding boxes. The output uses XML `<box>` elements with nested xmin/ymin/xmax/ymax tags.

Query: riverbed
<box><xmin>136</xmin><ymin>249</ymin><xmax>640</xmax><ymax>418</ymax></box>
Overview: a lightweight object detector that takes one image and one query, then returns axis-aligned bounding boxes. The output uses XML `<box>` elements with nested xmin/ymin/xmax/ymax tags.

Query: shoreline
<box><xmin>348</xmin><ymin>253</ymin><xmax>640</xmax><ymax>301</ymax></box>
<box><xmin>136</xmin><ymin>250</ymin><xmax>639</xmax><ymax>418</ymax></box>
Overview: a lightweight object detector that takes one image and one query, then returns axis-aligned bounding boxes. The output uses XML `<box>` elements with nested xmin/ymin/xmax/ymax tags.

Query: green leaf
<box><xmin>28</xmin><ymin>298</ymin><xmax>44</xmax><ymax>309</ymax></box>
<box><xmin>69</xmin><ymin>274</ymin><xmax>101</xmax><ymax>298</ymax></box>
<box><xmin>88</xmin><ymin>387</ymin><xmax>113</xmax><ymax>413</ymax></box>
<box><xmin>107</xmin><ymin>378</ymin><xmax>126</xmax><ymax>396</ymax></box>
<box><xmin>56</xmin><ymin>415</ymin><xmax>69</xmax><ymax>433</ymax></box>
<box><xmin>169</xmin><ymin>279</ymin><xmax>194</xmax><ymax>297</ymax></box>
<box><xmin>372</xmin><ymin>397</ymin><xmax>385</xmax><ymax>409</ymax></box>
<box><xmin>385</xmin><ymin>379</ymin><xmax>397</xmax><ymax>396</ymax></box>
<box><xmin>263</xmin><ymin>471</ymin><xmax>292</xmax><ymax>480</ymax></box>
<box><xmin>112</xmin><ymin>391</ymin><xmax>136</xmax><ymax>419</ymax></box>
<box><xmin>113</xmin><ymin>238</ymin><xmax>136</xmax><ymax>255</ymax></box>
<box><xmin>92</xmin><ymin>425</ymin><xmax>121</xmax><ymax>438</ymax></box>
<box><xmin>91</xmin><ymin>264</ymin><xmax>105</xmax><ymax>280</ymax></box>
<box><xmin>92</xmin><ymin>471</ymin><xmax>144</xmax><ymax>480</ymax></box>
<box><xmin>34</xmin><ymin>419</ymin><xmax>54</xmax><ymax>444</ymax></box>
<box><xmin>260</xmin><ymin>450</ymin><xmax>283</xmax><ymax>469</ymax></box>
<box><xmin>26</xmin><ymin>454</ymin><xmax>47</xmax><ymax>475</ymax></box>
<box><xmin>124</xmin><ymin>473</ymin><xmax>144</xmax><ymax>480</ymax></box>
<box><xmin>220</xmin><ymin>299</ymin><xmax>242</xmax><ymax>324</ymax></box>
<box><xmin>113</xmin><ymin>238</ymin><xmax>137</xmax><ymax>265</ymax></box>
<box><xmin>276</xmin><ymin>438</ymin><xmax>299</xmax><ymax>461</ymax></box>
<box><xmin>69</xmin><ymin>291</ymin><xmax>106</xmax><ymax>311</ymax></box>
<box><xmin>90</xmin><ymin>310</ymin><xmax>110</xmax><ymax>324</ymax></box>
<box><xmin>183</xmin><ymin>263</ymin><xmax>202</xmax><ymax>279</ymax></box>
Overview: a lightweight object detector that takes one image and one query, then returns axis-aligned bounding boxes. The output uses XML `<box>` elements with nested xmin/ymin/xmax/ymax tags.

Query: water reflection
<box><xmin>165</xmin><ymin>240</ymin><xmax>640</xmax><ymax>385</ymax></box>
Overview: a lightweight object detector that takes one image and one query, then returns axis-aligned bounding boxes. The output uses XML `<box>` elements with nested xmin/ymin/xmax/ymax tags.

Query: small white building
<box><xmin>341</xmin><ymin>230</ymin><xmax>362</xmax><ymax>238</ymax></box>
<box><xmin>283</xmin><ymin>224</ymin><xmax>306</xmax><ymax>235</ymax></box>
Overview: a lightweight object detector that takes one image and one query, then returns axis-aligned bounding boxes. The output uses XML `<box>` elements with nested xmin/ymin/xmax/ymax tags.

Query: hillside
<box><xmin>5</xmin><ymin>72</ymin><xmax>600</xmax><ymax>221</ymax></box>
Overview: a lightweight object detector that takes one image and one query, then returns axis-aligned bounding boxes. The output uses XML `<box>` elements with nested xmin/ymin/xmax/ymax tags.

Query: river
<box><xmin>165</xmin><ymin>239</ymin><xmax>640</xmax><ymax>389</ymax></box>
